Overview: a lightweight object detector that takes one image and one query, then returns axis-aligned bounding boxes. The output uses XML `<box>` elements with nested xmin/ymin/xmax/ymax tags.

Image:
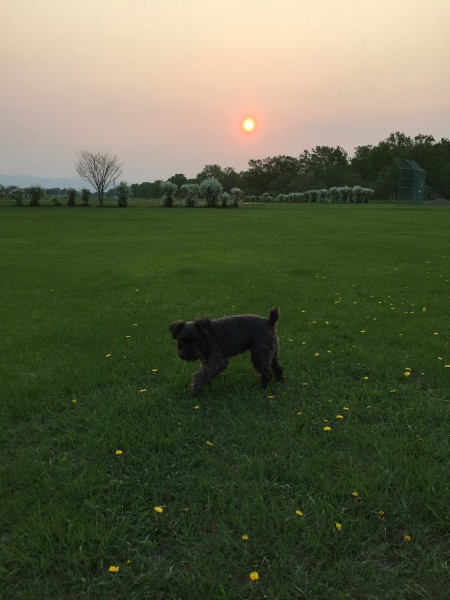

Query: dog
<box><xmin>169</xmin><ymin>307</ymin><xmax>283</xmax><ymax>396</ymax></box>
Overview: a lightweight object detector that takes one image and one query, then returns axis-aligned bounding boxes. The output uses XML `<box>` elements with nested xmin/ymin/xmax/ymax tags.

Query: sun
<box><xmin>242</xmin><ymin>117</ymin><xmax>256</xmax><ymax>133</ymax></box>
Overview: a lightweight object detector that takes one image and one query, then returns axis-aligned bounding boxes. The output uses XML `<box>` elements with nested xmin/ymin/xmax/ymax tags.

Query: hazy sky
<box><xmin>1</xmin><ymin>0</ymin><xmax>449</xmax><ymax>183</ymax></box>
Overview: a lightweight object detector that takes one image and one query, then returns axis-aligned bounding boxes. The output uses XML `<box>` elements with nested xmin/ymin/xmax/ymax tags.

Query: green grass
<box><xmin>1</xmin><ymin>203</ymin><xmax>449</xmax><ymax>599</ymax></box>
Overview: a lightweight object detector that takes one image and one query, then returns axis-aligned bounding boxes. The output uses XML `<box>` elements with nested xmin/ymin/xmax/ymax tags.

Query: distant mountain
<box><xmin>0</xmin><ymin>174</ymin><xmax>92</xmax><ymax>190</ymax></box>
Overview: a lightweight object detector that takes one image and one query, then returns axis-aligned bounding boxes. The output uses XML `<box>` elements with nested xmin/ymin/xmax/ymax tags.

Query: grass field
<box><xmin>1</xmin><ymin>203</ymin><xmax>449</xmax><ymax>599</ymax></box>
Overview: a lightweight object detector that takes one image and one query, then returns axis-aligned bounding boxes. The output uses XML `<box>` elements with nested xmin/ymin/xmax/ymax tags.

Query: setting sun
<box><xmin>242</xmin><ymin>117</ymin><xmax>256</xmax><ymax>133</ymax></box>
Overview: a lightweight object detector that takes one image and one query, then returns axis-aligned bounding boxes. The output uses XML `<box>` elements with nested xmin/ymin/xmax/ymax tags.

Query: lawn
<box><xmin>0</xmin><ymin>203</ymin><xmax>449</xmax><ymax>599</ymax></box>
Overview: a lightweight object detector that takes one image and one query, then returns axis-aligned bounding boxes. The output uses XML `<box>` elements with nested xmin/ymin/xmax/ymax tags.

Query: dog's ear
<box><xmin>195</xmin><ymin>318</ymin><xmax>212</xmax><ymax>338</ymax></box>
<box><xmin>169</xmin><ymin>320</ymin><xmax>185</xmax><ymax>339</ymax></box>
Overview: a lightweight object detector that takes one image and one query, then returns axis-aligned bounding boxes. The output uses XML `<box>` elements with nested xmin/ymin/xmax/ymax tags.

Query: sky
<box><xmin>1</xmin><ymin>0</ymin><xmax>449</xmax><ymax>184</ymax></box>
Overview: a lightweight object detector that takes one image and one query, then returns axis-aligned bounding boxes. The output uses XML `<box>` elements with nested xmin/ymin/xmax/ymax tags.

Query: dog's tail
<box><xmin>268</xmin><ymin>306</ymin><xmax>280</xmax><ymax>328</ymax></box>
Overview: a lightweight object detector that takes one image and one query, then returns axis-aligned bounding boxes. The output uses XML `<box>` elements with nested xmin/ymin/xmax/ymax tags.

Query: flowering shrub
<box><xmin>199</xmin><ymin>177</ymin><xmax>222</xmax><ymax>208</ymax></box>
<box><xmin>248</xmin><ymin>186</ymin><xmax>374</xmax><ymax>204</ymax></box>
<box><xmin>221</xmin><ymin>192</ymin><xmax>230</xmax><ymax>208</ymax></box>
<box><xmin>116</xmin><ymin>181</ymin><xmax>131</xmax><ymax>207</ymax></box>
<box><xmin>160</xmin><ymin>181</ymin><xmax>178</xmax><ymax>207</ymax></box>
<box><xmin>230</xmin><ymin>187</ymin><xmax>243</xmax><ymax>207</ymax></box>
<box><xmin>180</xmin><ymin>183</ymin><xmax>198</xmax><ymax>207</ymax></box>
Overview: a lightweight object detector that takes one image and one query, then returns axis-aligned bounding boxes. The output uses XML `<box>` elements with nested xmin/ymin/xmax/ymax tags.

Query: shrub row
<box><xmin>161</xmin><ymin>178</ymin><xmax>243</xmax><ymax>208</ymax></box>
<box><xmin>245</xmin><ymin>186</ymin><xmax>374</xmax><ymax>204</ymax></box>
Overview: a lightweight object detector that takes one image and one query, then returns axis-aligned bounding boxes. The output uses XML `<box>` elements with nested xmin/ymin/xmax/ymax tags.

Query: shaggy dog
<box><xmin>169</xmin><ymin>307</ymin><xmax>283</xmax><ymax>396</ymax></box>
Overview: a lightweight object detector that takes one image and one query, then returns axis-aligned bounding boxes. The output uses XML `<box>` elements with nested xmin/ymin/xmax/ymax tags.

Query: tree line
<box><xmin>129</xmin><ymin>132</ymin><xmax>450</xmax><ymax>201</ymax></box>
<box><xmin>1</xmin><ymin>132</ymin><xmax>448</xmax><ymax>205</ymax></box>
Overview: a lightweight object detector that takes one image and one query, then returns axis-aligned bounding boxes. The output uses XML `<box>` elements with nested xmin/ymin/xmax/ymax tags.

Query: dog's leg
<box><xmin>271</xmin><ymin>350</ymin><xmax>284</xmax><ymax>382</ymax></box>
<box><xmin>190</xmin><ymin>358</ymin><xmax>228</xmax><ymax>396</ymax></box>
<box><xmin>250</xmin><ymin>346</ymin><xmax>273</xmax><ymax>388</ymax></box>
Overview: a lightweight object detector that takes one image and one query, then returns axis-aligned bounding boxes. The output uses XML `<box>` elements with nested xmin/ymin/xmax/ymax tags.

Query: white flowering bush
<box><xmin>116</xmin><ymin>181</ymin><xmax>131</xmax><ymax>207</ymax></box>
<box><xmin>199</xmin><ymin>177</ymin><xmax>222</xmax><ymax>208</ymax></box>
<box><xmin>221</xmin><ymin>192</ymin><xmax>230</xmax><ymax>208</ymax></box>
<box><xmin>230</xmin><ymin>187</ymin><xmax>243</xmax><ymax>207</ymax></box>
<box><xmin>180</xmin><ymin>184</ymin><xmax>198</xmax><ymax>207</ymax></box>
<box><xmin>269</xmin><ymin>186</ymin><xmax>374</xmax><ymax>204</ymax></box>
<box><xmin>160</xmin><ymin>181</ymin><xmax>178</xmax><ymax>207</ymax></box>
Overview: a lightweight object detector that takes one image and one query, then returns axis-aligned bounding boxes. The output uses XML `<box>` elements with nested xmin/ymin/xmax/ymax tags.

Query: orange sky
<box><xmin>1</xmin><ymin>0</ymin><xmax>449</xmax><ymax>182</ymax></box>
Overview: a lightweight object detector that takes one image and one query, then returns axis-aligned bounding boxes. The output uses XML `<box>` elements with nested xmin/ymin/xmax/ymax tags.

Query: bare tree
<box><xmin>75</xmin><ymin>150</ymin><xmax>123</xmax><ymax>206</ymax></box>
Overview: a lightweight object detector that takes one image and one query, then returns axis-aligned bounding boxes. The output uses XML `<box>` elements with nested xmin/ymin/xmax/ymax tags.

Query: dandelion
<box><xmin>71</xmin><ymin>399</ymin><xmax>77</xmax><ymax>404</ymax></box>
<box><xmin>242</xmin><ymin>534</ymin><xmax>249</xmax><ymax>541</ymax></box>
<box><xmin>115</xmin><ymin>449</ymin><xmax>123</xmax><ymax>455</ymax></box>
<box><xmin>403</xmin><ymin>534</ymin><xmax>411</xmax><ymax>543</ymax></box>
<box><xmin>267</xmin><ymin>395</ymin><xmax>275</xmax><ymax>399</ymax></box>
<box><xmin>351</xmin><ymin>491</ymin><xmax>359</xmax><ymax>498</ymax></box>
<box><xmin>404</xmin><ymin>371</ymin><xmax>411</xmax><ymax>377</ymax></box>
<box><xmin>343</xmin><ymin>406</ymin><xmax>350</xmax><ymax>411</ymax></box>
<box><xmin>378</xmin><ymin>510</ymin><xmax>385</xmax><ymax>517</ymax></box>
<box><xmin>335</xmin><ymin>522</ymin><xmax>343</xmax><ymax>532</ymax></box>
<box><xmin>323</xmin><ymin>426</ymin><xmax>332</xmax><ymax>431</ymax></box>
<box><xmin>297</xmin><ymin>411</ymin><xmax>303</xmax><ymax>416</ymax></box>
<box><xmin>206</xmin><ymin>441</ymin><xmax>214</xmax><ymax>446</ymax></box>
<box><xmin>108</xmin><ymin>565</ymin><xmax>120</xmax><ymax>573</ymax></box>
<box><xmin>314</xmin><ymin>352</ymin><xmax>320</xmax><ymax>357</ymax></box>
<box><xmin>363</xmin><ymin>376</ymin><xmax>369</xmax><ymax>381</ymax></box>
<box><xmin>249</xmin><ymin>571</ymin><xmax>260</xmax><ymax>581</ymax></box>
<box><xmin>151</xmin><ymin>368</ymin><xmax>158</xmax><ymax>374</ymax></box>
<box><xmin>126</xmin><ymin>335</ymin><xmax>131</xmax><ymax>339</ymax></box>
<box><xmin>389</xmin><ymin>389</ymin><xmax>397</xmax><ymax>394</ymax></box>
<box><xmin>139</xmin><ymin>388</ymin><xmax>147</xmax><ymax>393</ymax></box>
<box><xmin>295</xmin><ymin>509</ymin><xmax>304</xmax><ymax>517</ymax></box>
<box><xmin>433</xmin><ymin>332</ymin><xmax>439</xmax><ymax>336</ymax></box>
<box><xmin>194</xmin><ymin>405</ymin><xmax>200</xmax><ymax>410</ymax></box>
<box><xmin>105</xmin><ymin>354</ymin><xmax>112</xmax><ymax>358</ymax></box>
<box><xmin>336</xmin><ymin>414</ymin><xmax>344</xmax><ymax>420</ymax></box>
<box><xmin>154</xmin><ymin>506</ymin><xmax>164</xmax><ymax>514</ymax></box>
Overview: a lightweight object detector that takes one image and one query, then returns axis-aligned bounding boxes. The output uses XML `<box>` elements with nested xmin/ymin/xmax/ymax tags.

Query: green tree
<box><xmin>66</xmin><ymin>188</ymin><xmax>77</xmax><ymax>206</ymax></box>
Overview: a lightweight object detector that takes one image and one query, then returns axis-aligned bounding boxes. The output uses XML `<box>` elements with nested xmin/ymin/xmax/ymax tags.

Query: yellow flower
<box><xmin>378</xmin><ymin>510</ymin><xmax>385</xmax><ymax>517</ymax></box>
<box><xmin>314</xmin><ymin>352</ymin><xmax>320</xmax><ymax>357</ymax></box>
<box><xmin>126</xmin><ymin>335</ymin><xmax>131</xmax><ymax>339</ymax></box>
<box><xmin>335</xmin><ymin>522</ymin><xmax>343</xmax><ymax>531</ymax></box>
<box><xmin>105</xmin><ymin>353</ymin><xmax>112</xmax><ymax>358</ymax></box>
<box><xmin>115</xmin><ymin>449</ymin><xmax>123</xmax><ymax>455</ymax></box>
<box><xmin>206</xmin><ymin>441</ymin><xmax>214</xmax><ymax>446</ymax></box>
<box><xmin>267</xmin><ymin>395</ymin><xmax>275</xmax><ymax>399</ymax></box>
<box><xmin>403</xmin><ymin>534</ymin><xmax>411</xmax><ymax>543</ymax></box>
<box><xmin>154</xmin><ymin>506</ymin><xmax>164</xmax><ymax>514</ymax></box>
<box><xmin>342</xmin><ymin>406</ymin><xmax>350</xmax><ymax>411</ymax></box>
<box><xmin>295</xmin><ymin>509</ymin><xmax>304</xmax><ymax>517</ymax></box>
<box><xmin>152</xmin><ymin>368</ymin><xmax>158</xmax><ymax>373</ymax></box>
<box><xmin>323</xmin><ymin>426</ymin><xmax>332</xmax><ymax>431</ymax></box>
<box><xmin>71</xmin><ymin>399</ymin><xmax>77</xmax><ymax>404</ymax></box>
<box><xmin>194</xmin><ymin>405</ymin><xmax>200</xmax><ymax>410</ymax></box>
<box><xmin>363</xmin><ymin>376</ymin><xmax>369</xmax><ymax>380</ymax></box>
<box><xmin>108</xmin><ymin>565</ymin><xmax>120</xmax><ymax>573</ymax></box>
<box><xmin>404</xmin><ymin>371</ymin><xmax>411</xmax><ymax>377</ymax></box>
<box><xmin>242</xmin><ymin>534</ymin><xmax>249</xmax><ymax>541</ymax></box>
<box><xmin>139</xmin><ymin>388</ymin><xmax>147</xmax><ymax>393</ymax></box>
<box><xmin>351</xmin><ymin>491</ymin><xmax>359</xmax><ymax>498</ymax></box>
<box><xmin>336</xmin><ymin>414</ymin><xmax>344</xmax><ymax>420</ymax></box>
<box><xmin>249</xmin><ymin>571</ymin><xmax>259</xmax><ymax>581</ymax></box>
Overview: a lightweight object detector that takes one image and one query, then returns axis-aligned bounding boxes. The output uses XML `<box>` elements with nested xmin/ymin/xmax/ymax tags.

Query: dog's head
<box><xmin>169</xmin><ymin>318</ymin><xmax>212</xmax><ymax>361</ymax></box>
